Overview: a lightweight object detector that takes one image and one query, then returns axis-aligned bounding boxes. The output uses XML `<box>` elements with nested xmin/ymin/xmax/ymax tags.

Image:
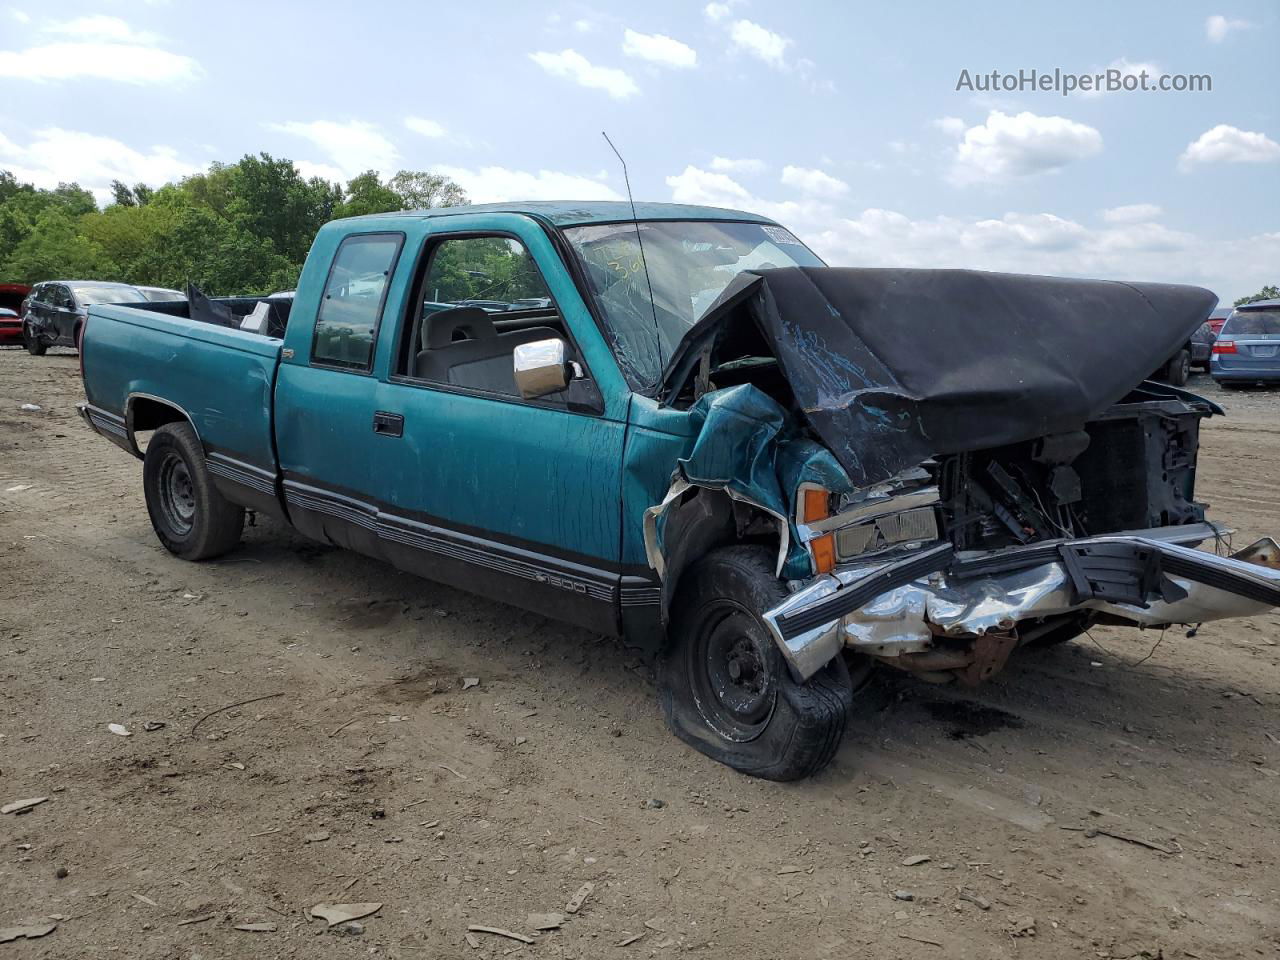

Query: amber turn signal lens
<box><xmin>810</xmin><ymin>533</ymin><xmax>837</xmax><ymax>574</ymax></box>
<box><xmin>801</xmin><ymin>487</ymin><xmax>831</xmax><ymax>524</ymax></box>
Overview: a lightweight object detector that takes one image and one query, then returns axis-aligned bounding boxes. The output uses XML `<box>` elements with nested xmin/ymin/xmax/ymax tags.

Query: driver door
<box><xmin>370</xmin><ymin>216</ymin><xmax>630</xmax><ymax>633</ymax></box>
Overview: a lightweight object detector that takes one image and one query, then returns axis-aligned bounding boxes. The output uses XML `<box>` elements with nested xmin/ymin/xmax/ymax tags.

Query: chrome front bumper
<box><xmin>763</xmin><ymin>524</ymin><xmax>1280</xmax><ymax>681</ymax></box>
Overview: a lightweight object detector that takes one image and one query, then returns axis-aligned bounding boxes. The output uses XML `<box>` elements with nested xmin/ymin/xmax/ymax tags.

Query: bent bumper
<box><xmin>763</xmin><ymin>525</ymin><xmax>1280</xmax><ymax>681</ymax></box>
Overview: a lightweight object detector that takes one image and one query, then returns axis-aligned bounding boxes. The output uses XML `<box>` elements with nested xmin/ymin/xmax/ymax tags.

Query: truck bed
<box><xmin>80</xmin><ymin>301</ymin><xmax>286</xmax><ymax>517</ymax></box>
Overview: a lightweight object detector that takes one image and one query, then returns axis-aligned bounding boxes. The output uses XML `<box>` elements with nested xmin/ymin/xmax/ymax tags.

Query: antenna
<box><xmin>601</xmin><ymin>131</ymin><xmax>664</xmax><ymax>377</ymax></box>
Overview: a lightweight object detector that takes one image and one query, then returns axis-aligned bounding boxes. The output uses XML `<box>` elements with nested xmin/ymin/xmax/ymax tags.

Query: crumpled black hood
<box><xmin>662</xmin><ymin>267</ymin><xmax>1217</xmax><ymax>488</ymax></box>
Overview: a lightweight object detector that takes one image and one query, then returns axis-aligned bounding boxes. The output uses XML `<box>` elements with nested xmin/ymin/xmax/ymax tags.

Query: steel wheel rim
<box><xmin>158</xmin><ymin>452</ymin><xmax>196</xmax><ymax>535</ymax></box>
<box><xmin>687</xmin><ymin>601</ymin><xmax>777</xmax><ymax>742</ymax></box>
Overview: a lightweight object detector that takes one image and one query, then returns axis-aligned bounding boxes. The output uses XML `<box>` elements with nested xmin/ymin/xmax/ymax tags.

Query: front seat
<box><xmin>415</xmin><ymin>306</ymin><xmax>559</xmax><ymax>395</ymax></box>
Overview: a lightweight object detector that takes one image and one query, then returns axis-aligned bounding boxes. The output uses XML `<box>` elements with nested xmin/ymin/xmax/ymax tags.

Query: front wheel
<box><xmin>142</xmin><ymin>422</ymin><xmax>244</xmax><ymax>560</ymax></box>
<box><xmin>23</xmin><ymin>322</ymin><xmax>46</xmax><ymax>356</ymax></box>
<box><xmin>659</xmin><ymin>546</ymin><xmax>853</xmax><ymax>781</ymax></box>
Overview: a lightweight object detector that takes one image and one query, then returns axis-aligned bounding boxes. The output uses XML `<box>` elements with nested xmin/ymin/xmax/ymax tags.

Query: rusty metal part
<box><xmin>954</xmin><ymin>629</ymin><xmax>1018</xmax><ymax>687</ymax></box>
<box><xmin>874</xmin><ymin>628</ymin><xmax>1019</xmax><ymax>687</ymax></box>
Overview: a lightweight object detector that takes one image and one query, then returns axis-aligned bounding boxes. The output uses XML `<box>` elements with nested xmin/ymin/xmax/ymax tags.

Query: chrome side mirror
<box><xmin>513</xmin><ymin>338</ymin><xmax>572</xmax><ymax>399</ymax></box>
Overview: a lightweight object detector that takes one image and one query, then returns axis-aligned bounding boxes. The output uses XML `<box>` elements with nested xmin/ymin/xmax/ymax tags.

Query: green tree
<box><xmin>1</xmin><ymin>207</ymin><xmax>114</xmax><ymax>283</ymax></box>
<box><xmin>387</xmin><ymin>170</ymin><xmax>467</xmax><ymax>210</ymax></box>
<box><xmin>1236</xmin><ymin>285</ymin><xmax>1279</xmax><ymax>306</ymax></box>
<box><xmin>333</xmin><ymin>170</ymin><xmax>404</xmax><ymax>219</ymax></box>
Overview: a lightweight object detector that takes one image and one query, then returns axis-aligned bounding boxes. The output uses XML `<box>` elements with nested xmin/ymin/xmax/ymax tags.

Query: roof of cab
<box><xmin>358</xmin><ymin>200</ymin><xmax>776</xmax><ymax>228</ymax></box>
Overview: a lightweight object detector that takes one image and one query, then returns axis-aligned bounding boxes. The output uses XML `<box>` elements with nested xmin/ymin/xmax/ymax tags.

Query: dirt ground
<box><xmin>1</xmin><ymin>347</ymin><xmax>1278</xmax><ymax>960</ymax></box>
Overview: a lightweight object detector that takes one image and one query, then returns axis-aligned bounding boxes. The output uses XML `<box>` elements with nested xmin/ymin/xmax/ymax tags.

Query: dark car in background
<box><xmin>21</xmin><ymin>280</ymin><xmax>145</xmax><ymax>355</ymax></box>
<box><xmin>1211</xmin><ymin>299</ymin><xmax>1280</xmax><ymax>386</ymax></box>
<box><xmin>1190</xmin><ymin>320</ymin><xmax>1215</xmax><ymax>370</ymax></box>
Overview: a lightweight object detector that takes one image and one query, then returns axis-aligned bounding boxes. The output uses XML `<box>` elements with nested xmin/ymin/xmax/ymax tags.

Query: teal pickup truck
<box><xmin>80</xmin><ymin>201</ymin><xmax>1280</xmax><ymax>780</ymax></box>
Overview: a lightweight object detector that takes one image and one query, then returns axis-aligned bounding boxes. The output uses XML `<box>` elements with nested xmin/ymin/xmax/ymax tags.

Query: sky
<box><xmin>1</xmin><ymin>0</ymin><xmax>1277</xmax><ymax>301</ymax></box>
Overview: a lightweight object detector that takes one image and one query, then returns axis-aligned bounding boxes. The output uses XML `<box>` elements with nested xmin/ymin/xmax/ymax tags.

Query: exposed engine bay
<box><xmin>649</xmin><ymin>266</ymin><xmax>1280</xmax><ymax>689</ymax></box>
<box><xmin>937</xmin><ymin>385</ymin><xmax>1207</xmax><ymax>553</ymax></box>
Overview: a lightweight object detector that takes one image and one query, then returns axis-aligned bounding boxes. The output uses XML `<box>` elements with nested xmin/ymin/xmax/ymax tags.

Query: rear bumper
<box><xmin>0</xmin><ymin>323</ymin><xmax>23</xmax><ymax>344</ymax></box>
<box><xmin>1211</xmin><ymin>369</ymin><xmax>1280</xmax><ymax>382</ymax></box>
<box><xmin>763</xmin><ymin>525</ymin><xmax>1280</xmax><ymax>680</ymax></box>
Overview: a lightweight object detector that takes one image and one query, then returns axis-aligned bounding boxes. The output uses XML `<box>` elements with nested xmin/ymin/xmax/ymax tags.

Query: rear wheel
<box><xmin>22</xmin><ymin>321</ymin><xmax>46</xmax><ymax>356</ymax></box>
<box><xmin>142</xmin><ymin>422</ymin><xmax>244</xmax><ymax>560</ymax></box>
<box><xmin>1163</xmin><ymin>349</ymin><xmax>1190</xmax><ymax>386</ymax></box>
<box><xmin>659</xmin><ymin>545</ymin><xmax>853</xmax><ymax>781</ymax></box>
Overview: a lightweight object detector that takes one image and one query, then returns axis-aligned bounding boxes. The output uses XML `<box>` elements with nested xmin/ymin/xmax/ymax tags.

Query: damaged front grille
<box><xmin>938</xmin><ymin>392</ymin><xmax>1208</xmax><ymax>552</ymax></box>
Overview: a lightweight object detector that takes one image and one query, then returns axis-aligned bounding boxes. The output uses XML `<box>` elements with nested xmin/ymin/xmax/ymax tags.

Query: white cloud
<box><xmin>704</xmin><ymin>2</ymin><xmax>734</xmax><ymax>22</ymax></box>
<box><xmin>429</xmin><ymin>164</ymin><xmax>622</xmax><ymax>203</ymax></box>
<box><xmin>667</xmin><ymin>165</ymin><xmax>754</xmax><ymax>206</ymax></box>
<box><xmin>44</xmin><ymin>14</ymin><xmax>159</xmax><ymax>44</ymax></box>
<box><xmin>728</xmin><ymin>20</ymin><xmax>790</xmax><ymax>69</ymax></box>
<box><xmin>1179</xmin><ymin>124</ymin><xmax>1280</xmax><ymax>169</ymax></box>
<box><xmin>1079</xmin><ymin>58</ymin><xmax>1159</xmax><ymax>98</ymax></box>
<box><xmin>0</xmin><ymin>127</ymin><xmax>202</xmax><ymax>204</ymax></box>
<box><xmin>294</xmin><ymin>160</ymin><xmax>346</xmax><ymax>184</ymax></box>
<box><xmin>1102</xmin><ymin>203</ymin><xmax>1163</xmax><ymax>223</ymax></box>
<box><xmin>9</xmin><ymin>8</ymin><xmax>30</xmax><ymax>23</ymax></box>
<box><xmin>933</xmin><ymin>117</ymin><xmax>966</xmax><ymax>136</ymax></box>
<box><xmin>780</xmin><ymin>165</ymin><xmax>849</xmax><ymax>197</ymax></box>
<box><xmin>710</xmin><ymin>156</ymin><xmax>766</xmax><ymax>174</ymax></box>
<box><xmin>266</xmin><ymin>120</ymin><xmax>399</xmax><ymax>179</ymax></box>
<box><xmin>573</xmin><ymin>18</ymin><xmax>593</xmax><ymax>33</ymax></box>
<box><xmin>0</xmin><ymin>30</ymin><xmax>199</xmax><ymax>85</ymax></box>
<box><xmin>1206</xmin><ymin>14</ymin><xmax>1251</xmax><ymax>42</ymax></box>
<box><xmin>949</xmin><ymin>110</ymin><xmax>1103</xmax><ymax>185</ymax></box>
<box><xmin>622</xmin><ymin>29</ymin><xmax>697</xmax><ymax>69</ymax></box>
<box><xmin>529</xmin><ymin>49</ymin><xmax>638</xmax><ymax>99</ymax></box>
<box><xmin>807</xmin><ymin>208</ymin><xmax>1278</xmax><ymax>301</ymax></box>
<box><xmin>404</xmin><ymin>116</ymin><xmax>447</xmax><ymax>139</ymax></box>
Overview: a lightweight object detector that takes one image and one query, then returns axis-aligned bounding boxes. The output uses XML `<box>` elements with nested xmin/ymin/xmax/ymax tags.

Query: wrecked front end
<box><xmin>648</xmin><ymin>266</ymin><xmax>1280</xmax><ymax>685</ymax></box>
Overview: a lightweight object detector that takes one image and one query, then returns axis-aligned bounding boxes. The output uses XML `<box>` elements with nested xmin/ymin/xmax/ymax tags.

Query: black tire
<box><xmin>659</xmin><ymin>545</ymin><xmax>853</xmax><ymax>781</ymax></box>
<box><xmin>23</xmin><ymin>322</ymin><xmax>46</xmax><ymax>356</ymax></box>
<box><xmin>142</xmin><ymin>422</ymin><xmax>244</xmax><ymax>560</ymax></box>
<box><xmin>1163</xmin><ymin>349</ymin><xmax>1190</xmax><ymax>387</ymax></box>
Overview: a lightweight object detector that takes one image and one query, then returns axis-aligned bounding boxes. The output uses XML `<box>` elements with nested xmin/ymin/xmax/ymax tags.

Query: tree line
<box><xmin>0</xmin><ymin>155</ymin><xmax>468</xmax><ymax>295</ymax></box>
<box><xmin>1</xmin><ymin>158</ymin><xmax>1275</xmax><ymax>305</ymax></box>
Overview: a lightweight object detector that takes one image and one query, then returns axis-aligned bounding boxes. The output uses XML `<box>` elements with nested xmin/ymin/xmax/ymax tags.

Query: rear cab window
<box><xmin>311</xmin><ymin>232</ymin><xmax>404</xmax><ymax>371</ymax></box>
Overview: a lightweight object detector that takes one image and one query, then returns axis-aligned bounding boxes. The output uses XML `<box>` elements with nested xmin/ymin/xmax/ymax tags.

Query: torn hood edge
<box><xmin>660</xmin><ymin>267</ymin><xmax>1218</xmax><ymax>488</ymax></box>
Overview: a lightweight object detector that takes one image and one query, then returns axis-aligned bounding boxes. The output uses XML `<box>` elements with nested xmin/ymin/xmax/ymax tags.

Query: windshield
<box><xmin>72</xmin><ymin>283</ymin><xmax>144</xmax><ymax>305</ymax></box>
<box><xmin>1223</xmin><ymin>309</ymin><xmax>1280</xmax><ymax>336</ymax></box>
<box><xmin>141</xmin><ymin>288</ymin><xmax>184</xmax><ymax>302</ymax></box>
<box><xmin>563</xmin><ymin>219</ymin><xmax>824</xmax><ymax>392</ymax></box>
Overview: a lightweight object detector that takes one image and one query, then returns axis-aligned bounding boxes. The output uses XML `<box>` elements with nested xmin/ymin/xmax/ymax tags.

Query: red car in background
<box><xmin>1207</xmin><ymin>306</ymin><xmax>1232</xmax><ymax>336</ymax></box>
<box><xmin>0</xmin><ymin>283</ymin><xmax>31</xmax><ymax>344</ymax></box>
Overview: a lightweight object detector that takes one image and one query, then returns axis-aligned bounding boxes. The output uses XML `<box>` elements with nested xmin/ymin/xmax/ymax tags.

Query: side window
<box><xmin>400</xmin><ymin>235</ymin><xmax>565</xmax><ymax>397</ymax></box>
<box><xmin>51</xmin><ymin>286</ymin><xmax>71</xmax><ymax>308</ymax></box>
<box><xmin>311</xmin><ymin>233</ymin><xmax>403</xmax><ymax>371</ymax></box>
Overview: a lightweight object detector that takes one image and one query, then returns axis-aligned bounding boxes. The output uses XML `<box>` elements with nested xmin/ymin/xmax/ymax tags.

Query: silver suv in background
<box><xmin>1211</xmin><ymin>299</ymin><xmax>1280</xmax><ymax>387</ymax></box>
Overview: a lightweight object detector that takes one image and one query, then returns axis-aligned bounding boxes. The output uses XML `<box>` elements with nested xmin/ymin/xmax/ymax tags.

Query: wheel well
<box><xmin>128</xmin><ymin>397</ymin><xmax>196</xmax><ymax>455</ymax></box>
<box><xmin>658</xmin><ymin>487</ymin><xmax>784</xmax><ymax>627</ymax></box>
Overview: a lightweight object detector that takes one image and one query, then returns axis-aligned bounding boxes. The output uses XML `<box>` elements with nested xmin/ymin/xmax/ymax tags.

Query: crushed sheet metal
<box><xmin>643</xmin><ymin>384</ymin><xmax>798</xmax><ymax>579</ymax></box>
<box><xmin>766</xmin><ymin>535</ymin><xmax>1280</xmax><ymax>680</ymax></box>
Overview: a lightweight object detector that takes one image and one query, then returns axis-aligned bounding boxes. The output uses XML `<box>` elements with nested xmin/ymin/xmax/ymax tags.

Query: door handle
<box><xmin>372</xmin><ymin>411</ymin><xmax>404</xmax><ymax>437</ymax></box>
